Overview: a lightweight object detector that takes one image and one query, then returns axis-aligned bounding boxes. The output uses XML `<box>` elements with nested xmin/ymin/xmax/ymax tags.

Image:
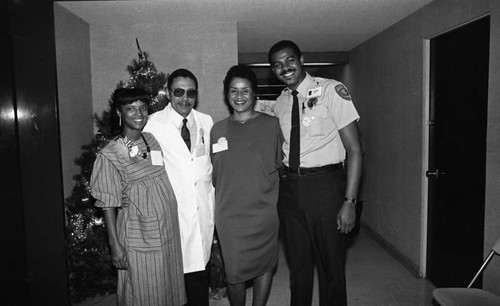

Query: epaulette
<box><xmin>311</xmin><ymin>77</ymin><xmax>328</xmax><ymax>88</ymax></box>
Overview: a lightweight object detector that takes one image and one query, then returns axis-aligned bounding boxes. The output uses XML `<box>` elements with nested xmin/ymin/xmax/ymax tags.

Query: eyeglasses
<box><xmin>169</xmin><ymin>88</ymin><xmax>198</xmax><ymax>99</ymax></box>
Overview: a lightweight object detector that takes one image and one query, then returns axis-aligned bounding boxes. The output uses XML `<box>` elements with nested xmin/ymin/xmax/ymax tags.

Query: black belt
<box><xmin>284</xmin><ymin>163</ymin><xmax>343</xmax><ymax>176</ymax></box>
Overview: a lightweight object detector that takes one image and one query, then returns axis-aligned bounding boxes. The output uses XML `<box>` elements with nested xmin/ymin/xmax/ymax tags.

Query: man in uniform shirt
<box><xmin>268</xmin><ymin>40</ymin><xmax>362</xmax><ymax>306</ymax></box>
<box><xmin>144</xmin><ymin>68</ymin><xmax>214</xmax><ymax>306</ymax></box>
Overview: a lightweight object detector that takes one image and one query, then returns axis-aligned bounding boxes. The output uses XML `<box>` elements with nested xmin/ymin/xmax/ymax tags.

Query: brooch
<box><xmin>307</xmin><ymin>98</ymin><xmax>318</xmax><ymax>109</ymax></box>
<box><xmin>117</xmin><ymin>136</ymin><xmax>148</xmax><ymax>162</ymax></box>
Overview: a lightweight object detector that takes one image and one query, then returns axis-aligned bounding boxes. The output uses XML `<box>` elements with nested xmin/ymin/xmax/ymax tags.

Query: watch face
<box><xmin>344</xmin><ymin>197</ymin><xmax>357</xmax><ymax>204</ymax></box>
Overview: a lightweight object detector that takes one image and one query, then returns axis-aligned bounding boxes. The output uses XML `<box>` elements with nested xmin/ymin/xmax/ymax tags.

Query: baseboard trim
<box><xmin>361</xmin><ymin>222</ymin><xmax>422</xmax><ymax>278</ymax></box>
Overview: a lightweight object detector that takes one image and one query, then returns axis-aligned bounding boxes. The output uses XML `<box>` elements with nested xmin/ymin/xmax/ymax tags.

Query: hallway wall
<box><xmin>89</xmin><ymin>22</ymin><xmax>237</xmax><ymax>123</ymax></box>
<box><xmin>344</xmin><ymin>0</ymin><xmax>500</xmax><ymax>292</ymax></box>
<box><xmin>54</xmin><ymin>4</ymin><xmax>94</xmax><ymax>198</ymax></box>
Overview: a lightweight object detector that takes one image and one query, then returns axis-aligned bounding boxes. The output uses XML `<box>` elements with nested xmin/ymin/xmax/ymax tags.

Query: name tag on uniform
<box><xmin>151</xmin><ymin>150</ymin><xmax>163</xmax><ymax>166</ymax></box>
<box><xmin>306</xmin><ymin>86</ymin><xmax>322</xmax><ymax>98</ymax></box>
<box><xmin>212</xmin><ymin>137</ymin><xmax>228</xmax><ymax>153</ymax></box>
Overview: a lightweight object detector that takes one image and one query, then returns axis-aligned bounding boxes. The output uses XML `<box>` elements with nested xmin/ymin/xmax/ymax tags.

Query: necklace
<box><xmin>232</xmin><ymin>112</ymin><xmax>257</xmax><ymax>124</ymax></box>
<box><xmin>139</xmin><ymin>133</ymin><xmax>151</xmax><ymax>158</ymax></box>
<box><xmin>120</xmin><ymin>133</ymin><xmax>151</xmax><ymax>159</ymax></box>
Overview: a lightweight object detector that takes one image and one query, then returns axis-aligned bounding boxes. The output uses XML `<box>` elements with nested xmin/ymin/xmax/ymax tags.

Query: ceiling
<box><xmin>59</xmin><ymin>0</ymin><xmax>434</xmax><ymax>53</ymax></box>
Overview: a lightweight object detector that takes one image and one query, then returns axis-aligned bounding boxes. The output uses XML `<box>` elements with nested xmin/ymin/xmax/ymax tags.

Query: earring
<box><xmin>119</xmin><ymin>117</ymin><xmax>122</xmax><ymax>126</ymax></box>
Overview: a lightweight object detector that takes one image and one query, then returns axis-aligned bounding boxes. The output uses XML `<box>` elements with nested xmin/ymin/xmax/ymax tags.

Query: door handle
<box><xmin>426</xmin><ymin>169</ymin><xmax>446</xmax><ymax>178</ymax></box>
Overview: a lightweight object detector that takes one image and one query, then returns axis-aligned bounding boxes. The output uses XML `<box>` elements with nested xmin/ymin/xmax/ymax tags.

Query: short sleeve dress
<box><xmin>90</xmin><ymin>132</ymin><xmax>186</xmax><ymax>306</ymax></box>
<box><xmin>210</xmin><ymin>113</ymin><xmax>284</xmax><ymax>284</ymax></box>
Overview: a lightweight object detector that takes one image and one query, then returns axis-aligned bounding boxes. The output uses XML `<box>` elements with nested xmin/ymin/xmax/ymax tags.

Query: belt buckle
<box><xmin>297</xmin><ymin>167</ymin><xmax>316</xmax><ymax>175</ymax></box>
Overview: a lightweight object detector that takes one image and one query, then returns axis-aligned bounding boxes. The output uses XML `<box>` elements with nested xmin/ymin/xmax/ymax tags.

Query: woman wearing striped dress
<box><xmin>90</xmin><ymin>88</ymin><xmax>186</xmax><ymax>305</ymax></box>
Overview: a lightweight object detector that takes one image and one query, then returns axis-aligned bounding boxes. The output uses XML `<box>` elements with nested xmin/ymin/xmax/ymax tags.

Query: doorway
<box><xmin>426</xmin><ymin>16</ymin><xmax>490</xmax><ymax>287</ymax></box>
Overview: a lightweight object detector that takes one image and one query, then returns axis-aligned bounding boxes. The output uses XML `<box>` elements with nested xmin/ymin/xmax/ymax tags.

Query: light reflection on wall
<box><xmin>1</xmin><ymin>107</ymin><xmax>16</xmax><ymax>121</ymax></box>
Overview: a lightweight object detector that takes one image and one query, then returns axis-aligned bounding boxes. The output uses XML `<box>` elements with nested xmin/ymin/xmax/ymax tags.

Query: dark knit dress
<box><xmin>210</xmin><ymin>113</ymin><xmax>283</xmax><ymax>284</ymax></box>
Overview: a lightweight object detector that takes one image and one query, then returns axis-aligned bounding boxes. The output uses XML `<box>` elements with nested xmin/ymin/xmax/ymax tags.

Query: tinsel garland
<box><xmin>65</xmin><ymin>137</ymin><xmax>116</xmax><ymax>303</ymax></box>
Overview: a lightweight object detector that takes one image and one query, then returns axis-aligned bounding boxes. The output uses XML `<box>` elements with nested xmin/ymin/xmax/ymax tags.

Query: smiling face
<box><xmin>270</xmin><ymin>47</ymin><xmax>306</xmax><ymax>91</ymax></box>
<box><xmin>117</xmin><ymin>100</ymin><xmax>148</xmax><ymax>135</ymax></box>
<box><xmin>168</xmin><ymin>76</ymin><xmax>197</xmax><ymax>117</ymax></box>
<box><xmin>227</xmin><ymin>77</ymin><xmax>256</xmax><ymax>115</ymax></box>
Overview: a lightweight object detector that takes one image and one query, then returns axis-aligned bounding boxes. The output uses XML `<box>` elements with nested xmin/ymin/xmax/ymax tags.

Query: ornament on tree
<box><xmin>124</xmin><ymin>38</ymin><xmax>170</xmax><ymax>113</ymax></box>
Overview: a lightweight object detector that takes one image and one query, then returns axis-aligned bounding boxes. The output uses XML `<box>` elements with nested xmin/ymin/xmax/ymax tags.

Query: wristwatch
<box><xmin>344</xmin><ymin>197</ymin><xmax>357</xmax><ymax>204</ymax></box>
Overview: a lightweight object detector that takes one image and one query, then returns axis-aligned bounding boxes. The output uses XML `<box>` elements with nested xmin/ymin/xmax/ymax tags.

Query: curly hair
<box><xmin>223</xmin><ymin>64</ymin><xmax>258</xmax><ymax>98</ymax></box>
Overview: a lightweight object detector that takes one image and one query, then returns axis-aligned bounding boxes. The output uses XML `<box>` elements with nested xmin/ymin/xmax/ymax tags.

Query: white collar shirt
<box><xmin>274</xmin><ymin>73</ymin><xmax>360</xmax><ymax>168</ymax></box>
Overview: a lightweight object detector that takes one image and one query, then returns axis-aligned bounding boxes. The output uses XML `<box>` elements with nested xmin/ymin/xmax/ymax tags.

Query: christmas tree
<box><xmin>65</xmin><ymin>39</ymin><xmax>227</xmax><ymax>303</ymax></box>
<box><xmin>64</xmin><ymin>39</ymin><xmax>169</xmax><ymax>303</ymax></box>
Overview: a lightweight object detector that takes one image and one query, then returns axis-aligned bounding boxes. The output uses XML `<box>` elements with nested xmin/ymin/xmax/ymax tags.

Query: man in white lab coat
<box><xmin>144</xmin><ymin>68</ymin><xmax>215</xmax><ymax>306</ymax></box>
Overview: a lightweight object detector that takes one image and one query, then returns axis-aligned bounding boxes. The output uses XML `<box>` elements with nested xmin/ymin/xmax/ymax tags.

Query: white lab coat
<box><xmin>144</xmin><ymin>104</ymin><xmax>215</xmax><ymax>273</ymax></box>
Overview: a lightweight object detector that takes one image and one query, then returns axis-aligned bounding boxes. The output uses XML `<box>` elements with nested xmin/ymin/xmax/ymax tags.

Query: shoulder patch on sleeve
<box><xmin>335</xmin><ymin>84</ymin><xmax>351</xmax><ymax>101</ymax></box>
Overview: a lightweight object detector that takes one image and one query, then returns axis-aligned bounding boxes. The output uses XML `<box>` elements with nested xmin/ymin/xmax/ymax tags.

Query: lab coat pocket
<box><xmin>127</xmin><ymin>214</ymin><xmax>163</xmax><ymax>252</ymax></box>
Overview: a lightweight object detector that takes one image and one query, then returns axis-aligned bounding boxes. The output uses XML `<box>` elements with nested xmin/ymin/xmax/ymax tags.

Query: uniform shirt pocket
<box><xmin>307</xmin><ymin>104</ymin><xmax>330</xmax><ymax>136</ymax></box>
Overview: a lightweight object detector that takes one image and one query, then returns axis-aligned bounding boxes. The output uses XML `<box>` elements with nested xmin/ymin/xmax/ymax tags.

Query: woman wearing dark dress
<box><xmin>210</xmin><ymin>65</ymin><xmax>284</xmax><ymax>306</ymax></box>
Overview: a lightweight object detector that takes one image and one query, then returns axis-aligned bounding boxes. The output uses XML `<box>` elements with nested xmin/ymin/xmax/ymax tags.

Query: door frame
<box><xmin>421</xmin><ymin>37</ymin><xmax>430</xmax><ymax>278</ymax></box>
<box><xmin>421</xmin><ymin>13</ymin><xmax>490</xmax><ymax>279</ymax></box>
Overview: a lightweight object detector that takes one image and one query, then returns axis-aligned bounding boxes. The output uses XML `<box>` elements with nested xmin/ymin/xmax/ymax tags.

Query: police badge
<box><xmin>307</xmin><ymin>98</ymin><xmax>318</xmax><ymax>109</ymax></box>
<box><xmin>335</xmin><ymin>84</ymin><xmax>351</xmax><ymax>101</ymax></box>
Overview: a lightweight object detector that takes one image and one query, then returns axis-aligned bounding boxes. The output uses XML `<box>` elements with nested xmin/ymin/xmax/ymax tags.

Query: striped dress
<box><xmin>91</xmin><ymin>132</ymin><xmax>186</xmax><ymax>306</ymax></box>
